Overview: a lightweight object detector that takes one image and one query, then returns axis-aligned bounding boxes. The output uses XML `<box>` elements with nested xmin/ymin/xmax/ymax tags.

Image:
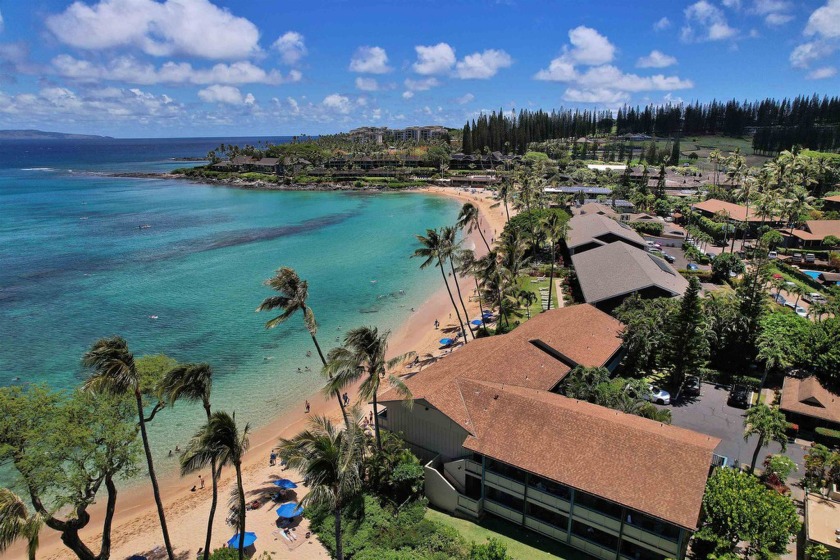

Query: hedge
<box><xmin>774</xmin><ymin>261</ymin><xmax>825</xmax><ymax>291</ymax></box>
<box><xmin>630</xmin><ymin>221</ymin><xmax>664</xmax><ymax>235</ymax></box>
<box><xmin>732</xmin><ymin>375</ymin><xmax>761</xmax><ymax>390</ymax></box>
<box><xmin>679</xmin><ymin>269</ymin><xmax>714</xmax><ymax>281</ymax></box>
<box><xmin>815</xmin><ymin>427</ymin><xmax>840</xmax><ymax>446</ymax></box>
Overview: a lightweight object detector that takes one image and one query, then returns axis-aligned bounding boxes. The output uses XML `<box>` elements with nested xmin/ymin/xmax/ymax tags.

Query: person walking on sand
<box><xmin>434</xmin><ymin>319</ymin><xmax>439</xmax><ymax>329</ymax></box>
<box><xmin>342</xmin><ymin>392</ymin><xmax>350</xmax><ymax>406</ymax></box>
<box><xmin>305</xmin><ymin>400</ymin><xmax>310</xmax><ymax>413</ymax></box>
<box><xmin>199</xmin><ymin>475</ymin><xmax>204</xmax><ymax>489</ymax></box>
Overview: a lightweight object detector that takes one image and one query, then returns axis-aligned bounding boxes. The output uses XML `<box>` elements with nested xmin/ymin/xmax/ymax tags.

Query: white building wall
<box><xmin>382</xmin><ymin>400</ymin><xmax>470</xmax><ymax>460</ymax></box>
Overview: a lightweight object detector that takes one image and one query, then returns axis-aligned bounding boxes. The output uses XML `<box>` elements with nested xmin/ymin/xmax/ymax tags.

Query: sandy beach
<box><xmin>29</xmin><ymin>186</ymin><xmax>510</xmax><ymax>560</ymax></box>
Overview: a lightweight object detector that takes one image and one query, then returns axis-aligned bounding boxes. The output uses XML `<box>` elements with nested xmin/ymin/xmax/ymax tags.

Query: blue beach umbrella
<box><xmin>439</xmin><ymin>338</ymin><xmax>454</xmax><ymax>346</ymax></box>
<box><xmin>471</xmin><ymin>320</ymin><xmax>483</xmax><ymax>326</ymax></box>
<box><xmin>276</xmin><ymin>502</ymin><xmax>305</xmax><ymax>518</ymax></box>
<box><xmin>482</xmin><ymin>311</ymin><xmax>494</xmax><ymax>318</ymax></box>
<box><xmin>273</xmin><ymin>478</ymin><xmax>298</xmax><ymax>490</ymax></box>
<box><xmin>226</xmin><ymin>531</ymin><xmax>257</xmax><ymax>549</ymax></box>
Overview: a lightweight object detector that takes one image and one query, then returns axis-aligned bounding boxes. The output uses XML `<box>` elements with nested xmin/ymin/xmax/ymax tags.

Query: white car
<box><xmin>645</xmin><ymin>385</ymin><xmax>671</xmax><ymax>405</ymax></box>
<box><xmin>795</xmin><ymin>306</ymin><xmax>808</xmax><ymax>318</ymax></box>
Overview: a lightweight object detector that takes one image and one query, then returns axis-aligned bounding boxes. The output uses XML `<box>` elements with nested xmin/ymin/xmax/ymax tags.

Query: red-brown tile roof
<box><xmin>459</xmin><ymin>380</ymin><xmax>719</xmax><ymax>530</ymax></box>
<box><xmin>692</xmin><ymin>199</ymin><xmax>767</xmax><ymax>222</ymax></box>
<box><xmin>780</xmin><ymin>376</ymin><xmax>840</xmax><ymax>424</ymax></box>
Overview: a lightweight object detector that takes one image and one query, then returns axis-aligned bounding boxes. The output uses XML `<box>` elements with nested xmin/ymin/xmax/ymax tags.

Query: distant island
<box><xmin>0</xmin><ymin>129</ymin><xmax>113</xmax><ymax>140</ymax></box>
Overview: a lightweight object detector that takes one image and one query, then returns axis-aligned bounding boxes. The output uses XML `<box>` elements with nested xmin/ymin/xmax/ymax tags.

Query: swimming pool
<box><xmin>801</xmin><ymin>269</ymin><xmax>821</xmax><ymax>279</ymax></box>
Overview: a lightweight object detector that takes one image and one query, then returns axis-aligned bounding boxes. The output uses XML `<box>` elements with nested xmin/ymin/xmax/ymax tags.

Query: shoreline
<box><xmin>32</xmin><ymin>183</ymin><xmax>510</xmax><ymax>560</ymax></box>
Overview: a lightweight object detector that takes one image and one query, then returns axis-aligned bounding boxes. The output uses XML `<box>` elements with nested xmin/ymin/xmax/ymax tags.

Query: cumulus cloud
<box><xmin>46</xmin><ymin>0</ymin><xmax>260</xmax><ymax>60</ymax></box>
<box><xmin>198</xmin><ymin>84</ymin><xmax>250</xmax><ymax>104</ymax></box>
<box><xmin>455</xmin><ymin>93</ymin><xmax>475</xmax><ymax>104</ymax></box>
<box><xmin>402</xmin><ymin>91</ymin><xmax>414</xmax><ymax>99</ymax></box>
<box><xmin>355</xmin><ymin>77</ymin><xmax>380</xmax><ymax>91</ymax></box>
<box><xmin>653</xmin><ymin>17</ymin><xmax>671</xmax><ymax>31</ymax></box>
<box><xmin>455</xmin><ymin>49</ymin><xmax>512</xmax><ymax>79</ymax></box>
<box><xmin>563</xmin><ymin>88</ymin><xmax>630</xmax><ymax>104</ymax></box>
<box><xmin>636</xmin><ymin>50</ymin><xmax>677</xmax><ymax>68</ymax></box>
<box><xmin>534</xmin><ymin>26</ymin><xmax>616</xmax><ymax>81</ymax></box>
<box><xmin>404</xmin><ymin>77</ymin><xmax>440</xmax><ymax>92</ymax></box>
<box><xmin>349</xmin><ymin>46</ymin><xmax>391</xmax><ymax>74</ymax></box>
<box><xmin>272</xmin><ymin>32</ymin><xmax>306</xmax><ymax>65</ymax></box>
<box><xmin>322</xmin><ymin>93</ymin><xmax>352</xmax><ymax>114</ymax></box>
<box><xmin>807</xmin><ymin>66</ymin><xmax>837</xmax><ymax>79</ymax></box>
<box><xmin>789</xmin><ymin>40</ymin><xmax>837</xmax><ymax>68</ymax></box>
<box><xmin>412</xmin><ymin>43</ymin><xmax>456</xmax><ymax>75</ymax></box>
<box><xmin>752</xmin><ymin>0</ymin><xmax>794</xmax><ymax>25</ymax></box>
<box><xmin>805</xmin><ymin>0</ymin><xmax>840</xmax><ymax>38</ymax></box>
<box><xmin>0</xmin><ymin>9</ymin><xmax>4</xmax><ymax>33</ymax></box>
<box><xmin>681</xmin><ymin>1</ymin><xmax>738</xmax><ymax>42</ymax></box>
<box><xmin>51</xmin><ymin>54</ymin><xmax>301</xmax><ymax>85</ymax></box>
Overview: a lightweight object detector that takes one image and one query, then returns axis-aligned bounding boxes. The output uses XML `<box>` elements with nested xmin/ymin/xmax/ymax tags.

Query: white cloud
<box><xmin>51</xmin><ymin>55</ymin><xmax>300</xmax><ymax>85</ymax></box>
<box><xmin>535</xmin><ymin>57</ymin><xmax>577</xmax><ymax>81</ymax></box>
<box><xmin>563</xmin><ymin>88</ymin><xmax>630</xmax><ymax>105</ymax></box>
<box><xmin>752</xmin><ymin>0</ymin><xmax>794</xmax><ymax>25</ymax></box>
<box><xmin>574</xmin><ymin>65</ymin><xmax>693</xmax><ymax>92</ymax></box>
<box><xmin>722</xmin><ymin>0</ymin><xmax>741</xmax><ymax>9</ymax></box>
<box><xmin>455</xmin><ymin>49</ymin><xmax>512</xmax><ymax>79</ymax></box>
<box><xmin>46</xmin><ymin>0</ymin><xmax>260</xmax><ymax>60</ymax></box>
<box><xmin>322</xmin><ymin>93</ymin><xmax>351</xmax><ymax>114</ymax></box>
<box><xmin>404</xmin><ymin>77</ymin><xmax>440</xmax><ymax>92</ymax></box>
<box><xmin>0</xmin><ymin>9</ymin><xmax>4</xmax><ymax>33</ymax></box>
<box><xmin>272</xmin><ymin>32</ymin><xmax>306</xmax><ymax>65</ymax></box>
<box><xmin>789</xmin><ymin>41</ymin><xmax>837</xmax><ymax>68</ymax></box>
<box><xmin>805</xmin><ymin>0</ymin><xmax>840</xmax><ymax>38</ymax></box>
<box><xmin>653</xmin><ymin>17</ymin><xmax>671</xmax><ymax>31</ymax></box>
<box><xmin>198</xmin><ymin>84</ymin><xmax>249</xmax><ymax>105</ymax></box>
<box><xmin>355</xmin><ymin>77</ymin><xmax>379</xmax><ymax>91</ymax></box>
<box><xmin>455</xmin><ymin>93</ymin><xmax>475</xmax><ymax>104</ymax></box>
<box><xmin>349</xmin><ymin>46</ymin><xmax>391</xmax><ymax>74</ymax></box>
<box><xmin>681</xmin><ymin>1</ymin><xmax>738</xmax><ymax>42</ymax></box>
<box><xmin>402</xmin><ymin>91</ymin><xmax>414</xmax><ymax>99</ymax></box>
<box><xmin>636</xmin><ymin>50</ymin><xmax>678</xmax><ymax>68</ymax></box>
<box><xmin>807</xmin><ymin>66</ymin><xmax>837</xmax><ymax>79</ymax></box>
<box><xmin>565</xmin><ymin>26</ymin><xmax>616</xmax><ymax>65</ymax></box>
<box><xmin>412</xmin><ymin>43</ymin><xmax>456</xmax><ymax>75</ymax></box>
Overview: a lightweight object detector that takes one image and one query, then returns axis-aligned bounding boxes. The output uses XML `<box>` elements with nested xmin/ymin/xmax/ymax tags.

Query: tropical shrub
<box><xmin>815</xmin><ymin>427</ymin><xmax>840</xmax><ymax>446</ymax></box>
<box><xmin>630</xmin><ymin>221</ymin><xmax>664</xmax><ymax>235</ymax></box>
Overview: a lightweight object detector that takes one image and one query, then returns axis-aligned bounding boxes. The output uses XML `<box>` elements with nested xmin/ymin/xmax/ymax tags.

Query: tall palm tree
<box><xmin>181</xmin><ymin>412</ymin><xmax>250</xmax><ymax>560</ymax></box>
<box><xmin>456</xmin><ymin>249</ymin><xmax>488</xmax><ymax>329</ymax></box>
<box><xmin>497</xmin><ymin>177</ymin><xmax>512</xmax><ymax>225</ymax></box>
<box><xmin>323</xmin><ymin>326</ymin><xmax>413</xmax><ymax>450</ymax></box>
<box><xmin>441</xmin><ymin>226</ymin><xmax>475</xmax><ymax>340</ymax></box>
<box><xmin>743</xmin><ymin>404</ymin><xmax>788</xmax><ymax>473</ymax></box>
<box><xmin>457</xmin><ymin>202</ymin><xmax>491</xmax><ymax>253</ymax></box>
<box><xmin>160</xmin><ymin>363</ymin><xmax>216</xmax><ymax>560</ymax></box>
<box><xmin>257</xmin><ymin>267</ymin><xmax>347</xmax><ymax>422</ymax></box>
<box><xmin>541</xmin><ymin>213</ymin><xmax>567</xmax><ymax>311</ymax></box>
<box><xmin>413</xmin><ymin>229</ymin><xmax>468</xmax><ymax>341</ymax></box>
<box><xmin>0</xmin><ymin>489</ymin><xmax>43</xmax><ymax>560</ymax></box>
<box><xmin>82</xmin><ymin>337</ymin><xmax>174</xmax><ymax>560</ymax></box>
<box><xmin>277</xmin><ymin>415</ymin><xmax>363</xmax><ymax>560</ymax></box>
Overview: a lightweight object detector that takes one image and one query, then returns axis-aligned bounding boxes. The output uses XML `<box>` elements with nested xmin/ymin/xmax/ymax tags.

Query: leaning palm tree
<box><xmin>441</xmin><ymin>226</ymin><xmax>475</xmax><ymax>340</ymax></box>
<box><xmin>82</xmin><ymin>337</ymin><xmax>174</xmax><ymax>560</ymax></box>
<box><xmin>457</xmin><ymin>202</ymin><xmax>491</xmax><ymax>253</ymax></box>
<box><xmin>277</xmin><ymin>414</ymin><xmax>364</xmax><ymax>560</ymax></box>
<box><xmin>181</xmin><ymin>412</ymin><xmax>250</xmax><ymax>560</ymax></box>
<box><xmin>323</xmin><ymin>327</ymin><xmax>414</xmax><ymax>450</ymax></box>
<box><xmin>413</xmin><ymin>229</ymin><xmax>468</xmax><ymax>341</ymax></box>
<box><xmin>160</xmin><ymin>363</ymin><xmax>216</xmax><ymax>560</ymax></box>
<box><xmin>540</xmin><ymin>213</ymin><xmax>567</xmax><ymax>311</ymax></box>
<box><xmin>0</xmin><ymin>489</ymin><xmax>43</xmax><ymax>560</ymax></box>
<box><xmin>257</xmin><ymin>267</ymin><xmax>347</xmax><ymax>422</ymax></box>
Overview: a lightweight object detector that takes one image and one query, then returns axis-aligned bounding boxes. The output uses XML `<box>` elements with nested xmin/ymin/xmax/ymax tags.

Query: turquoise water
<box><xmin>801</xmin><ymin>269</ymin><xmax>820</xmax><ymax>279</ymax></box>
<box><xmin>0</xmin><ymin>139</ymin><xmax>459</xmax><ymax>474</ymax></box>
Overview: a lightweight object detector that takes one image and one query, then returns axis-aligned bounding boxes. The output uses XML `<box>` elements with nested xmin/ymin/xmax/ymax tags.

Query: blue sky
<box><xmin>0</xmin><ymin>0</ymin><xmax>837</xmax><ymax>137</ymax></box>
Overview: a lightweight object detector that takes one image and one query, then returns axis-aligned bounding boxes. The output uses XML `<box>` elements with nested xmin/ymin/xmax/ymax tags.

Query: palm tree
<box><xmin>257</xmin><ymin>267</ymin><xmax>347</xmax><ymax>422</ymax></box>
<box><xmin>181</xmin><ymin>412</ymin><xmax>250</xmax><ymax>560</ymax></box>
<box><xmin>456</xmin><ymin>249</ymin><xmax>488</xmax><ymax>329</ymax></box>
<box><xmin>277</xmin><ymin>415</ymin><xmax>363</xmax><ymax>560</ymax></box>
<box><xmin>323</xmin><ymin>327</ymin><xmax>413</xmax><ymax>450</ymax></box>
<box><xmin>457</xmin><ymin>202</ymin><xmax>491</xmax><ymax>253</ymax></box>
<box><xmin>413</xmin><ymin>229</ymin><xmax>468</xmax><ymax>341</ymax></box>
<box><xmin>160</xmin><ymin>363</ymin><xmax>216</xmax><ymax>560</ymax></box>
<box><xmin>441</xmin><ymin>226</ymin><xmax>475</xmax><ymax>340</ymax></box>
<box><xmin>789</xmin><ymin>283</ymin><xmax>806</xmax><ymax>308</ymax></box>
<box><xmin>517</xmin><ymin>289</ymin><xmax>537</xmax><ymax>319</ymax></box>
<box><xmin>0</xmin><ymin>489</ymin><xmax>43</xmax><ymax>560</ymax></box>
<box><xmin>824</xmin><ymin>235</ymin><xmax>840</xmax><ymax>266</ymax></box>
<box><xmin>744</xmin><ymin>404</ymin><xmax>788</xmax><ymax>473</ymax></box>
<box><xmin>82</xmin><ymin>337</ymin><xmax>174</xmax><ymax>560</ymax></box>
<box><xmin>540</xmin><ymin>213</ymin><xmax>567</xmax><ymax>311</ymax></box>
<box><xmin>497</xmin><ymin>178</ymin><xmax>512</xmax><ymax>225</ymax></box>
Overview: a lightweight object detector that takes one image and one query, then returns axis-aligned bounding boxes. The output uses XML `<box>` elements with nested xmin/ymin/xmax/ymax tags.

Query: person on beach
<box><xmin>270</xmin><ymin>451</ymin><xmax>277</xmax><ymax>466</ymax></box>
<box><xmin>305</xmin><ymin>400</ymin><xmax>310</xmax><ymax>413</ymax></box>
<box><xmin>342</xmin><ymin>392</ymin><xmax>350</xmax><ymax>406</ymax></box>
<box><xmin>199</xmin><ymin>475</ymin><xmax>204</xmax><ymax>489</ymax></box>
<box><xmin>434</xmin><ymin>319</ymin><xmax>439</xmax><ymax>329</ymax></box>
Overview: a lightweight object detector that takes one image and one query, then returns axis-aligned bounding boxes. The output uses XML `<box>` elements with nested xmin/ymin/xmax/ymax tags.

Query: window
<box><xmin>528</xmin><ymin>475</ymin><xmax>571</xmax><ymax>501</ymax></box>
<box><xmin>625</xmin><ymin>511</ymin><xmax>680</xmax><ymax>542</ymax></box>
<box><xmin>465</xmin><ymin>474</ymin><xmax>482</xmax><ymax>500</ymax></box>
<box><xmin>486</xmin><ymin>458</ymin><xmax>526</xmax><ymax>483</ymax></box>
<box><xmin>620</xmin><ymin>539</ymin><xmax>669</xmax><ymax>560</ymax></box>
<box><xmin>526</xmin><ymin>502</ymin><xmax>569</xmax><ymax>530</ymax></box>
<box><xmin>571</xmin><ymin>520</ymin><xmax>619</xmax><ymax>550</ymax></box>
<box><xmin>485</xmin><ymin>486</ymin><xmax>524</xmax><ymax>512</ymax></box>
<box><xmin>575</xmin><ymin>491</ymin><xmax>622</xmax><ymax>519</ymax></box>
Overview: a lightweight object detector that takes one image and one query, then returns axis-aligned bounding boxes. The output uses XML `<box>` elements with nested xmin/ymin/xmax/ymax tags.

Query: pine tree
<box><xmin>670</xmin><ymin>137</ymin><xmax>681</xmax><ymax>165</ymax></box>
<box><xmin>664</xmin><ymin>277</ymin><xmax>708</xmax><ymax>391</ymax></box>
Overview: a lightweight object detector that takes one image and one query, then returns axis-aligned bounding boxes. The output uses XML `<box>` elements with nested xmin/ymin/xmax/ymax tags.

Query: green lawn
<box><xmin>425</xmin><ymin>508</ymin><xmax>589</xmax><ymax>560</ymax></box>
<box><xmin>517</xmin><ymin>276</ymin><xmax>559</xmax><ymax>318</ymax></box>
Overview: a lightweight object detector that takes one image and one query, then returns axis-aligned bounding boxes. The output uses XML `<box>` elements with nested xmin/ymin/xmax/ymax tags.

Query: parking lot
<box><xmin>667</xmin><ymin>383</ymin><xmax>809</xmax><ymax>481</ymax></box>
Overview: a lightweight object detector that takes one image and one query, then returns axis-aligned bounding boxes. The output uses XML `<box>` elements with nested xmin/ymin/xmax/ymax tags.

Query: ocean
<box><xmin>0</xmin><ymin>137</ymin><xmax>459</xmax><ymax>474</ymax></box>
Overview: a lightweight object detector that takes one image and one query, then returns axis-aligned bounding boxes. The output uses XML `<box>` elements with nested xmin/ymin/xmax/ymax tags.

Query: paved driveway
<box><xmin>667</xmin><ymin>384</ymin><xmax>809</xmax><ymax>481</ymax></box>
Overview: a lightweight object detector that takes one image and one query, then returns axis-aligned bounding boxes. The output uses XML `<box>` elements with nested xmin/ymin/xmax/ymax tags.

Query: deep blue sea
<box><xmin>0</xmin><ymin>137</ymin><xmax>459</xmax><ymax>474</ymax></box>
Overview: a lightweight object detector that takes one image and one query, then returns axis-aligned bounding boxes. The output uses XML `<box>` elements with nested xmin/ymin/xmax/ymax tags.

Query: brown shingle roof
<box><xmin>459</xmin><ymin>380</ymin><xmax>719</xmax><ymax>530</ymax></box>
<box><xmin>692</xmin><ymin>199</ymin><xmax>765</xmax><ymax>222</ymax></box>
<box><xmin>567</xmin><ymin>213</ymin><xmax>646</xmax><ymax>251</ymax></box>
<box><xmin>575</xmin><ymin>202</ymin><xmax>618</xmax><ymax>218</ymax></box>
<box><xmin>803</xmin><ymin>220</ymin><xmax>840</xmax><ymax>241</ymax></box>
<box><xmin>824</xmin><ymin>195</ymin><xmax>840</xmax><ymax>204</ymax></box>
<box><xmin>780</xmin><ymin>376</ymin><xmax>840</xmax><ymax>424</ymax></box>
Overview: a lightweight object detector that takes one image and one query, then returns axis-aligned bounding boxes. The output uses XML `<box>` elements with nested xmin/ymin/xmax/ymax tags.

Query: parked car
<box><xmin>644</xmin><ymin>385</ymin><xmax>671</xmax><ymax>405</ymax></box>
<box><xmin>805</xmin><ymin>292</ymin><xmax>826</xmax><ymax>304</ymax></box>
<box><xmin>683</xmin><ymin>376</ymin><xmax>701</xmax><ymax>397</ymax></box>
<box><xmin>646</xmin><ymin>240</ymin><xmax>655</xmax><ymax>247</ymax></box>
<box><xmin>662</xmin><ymin>253</ymin><xmax>676</xmax><ymax>263</ymax></box>
<box><xmin>795</xmin><ymin>306</ymin><xmax>808</xmax><ymax>318</ymax></box>
<box><xmin>687</xmin><ymin>263</ymin><xmax>699</xmax><ymax>271</ymax></box>
<box><xmin>653</xmin><ymin>242</ymin><xmax>662</xmax><ymax>249</ymax></box>
<box><xmin>728</xmin><ymin>385</ymin><xmax>750</xmax><ymax>408</ymax></box>
<box><xmin>792</xmin><ymin>253</ymin><xmax>803</xmax><ymax>263</ymax></box>
<box><xmin>773</xmin><ymin>294</ymin><xmax>787</xmax><ymax>305</ymax></box>
<box><xmin>768</xmin><ymin>251</ymin><xmax>778</xmax><ymax>259</ymax></box>
<box><xmin>805</xmin><ymin>253</ymin><xmax>815</xmax><ymax>263</ymax></box>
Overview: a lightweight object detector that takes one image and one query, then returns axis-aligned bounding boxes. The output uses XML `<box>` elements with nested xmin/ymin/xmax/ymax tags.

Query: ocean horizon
<box><xmin>0</xmin><ymin>137</ymin><xmax>460</xmax><ymax>479</ymax></box>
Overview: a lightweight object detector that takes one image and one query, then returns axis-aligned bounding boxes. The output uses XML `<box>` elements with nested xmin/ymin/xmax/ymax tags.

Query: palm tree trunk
<box><xmin>503</xmin><ymin>196</ymin><xmax>511</xmax><ymax>225</ymax></box>
<box><xmin>547</xmin><ymin>244</ymin><xmax>556</xmax><ymax>311</ymax></box>
<box><xmin>203</xmin><ymin>404</ymin><xmax>216</xmax><ymax>560</ymax></box>
<box><xmin>372</xmin><ymin>392</ymin><xmax>382</xmax><ymax>450</ymax></box>
<box><xmin>438</xmin><ymin>258</ymin><xmax>467</xmax><ymax>340</ymax></box>
<box><xmin>448</xmin><ymin>257</ymin><xmax>475</xmax><ymax>340</ymax></box>
<box><xmin>135</xmin><ymin>392</ymin><xmax>174</xmax><ymax>560</ymax></box>
<box><xmin>474</xmin><ymin>217</ymin><xmax>491</xmax><ymax>253</ymax></box>
<box><xmin>473</xmin><ymin>276</ymin><xmax>486</xmax><ymax>330</ymax></box>
<box><xmin>235</xmin><ymin>462</ymin><xmax>247</xmax><ymax>560</ymax></box>
<box><xmin>311</xmin><ymin>331</ymin><xmax>349</xmax><ymax>425</ymax></box>
<box><xmin>334</xmin><ymin>505</ymin><xmax>344</xmax><ymax>560</ymax></box>
<box><xmin>749</xmin><ymin>438</ymin><xmax>763</xmax><ymax>473</ymax></box>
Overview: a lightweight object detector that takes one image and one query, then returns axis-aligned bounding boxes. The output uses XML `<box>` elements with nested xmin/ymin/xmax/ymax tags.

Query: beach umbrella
<box><xmin>226</xmin><ymin>532</ymin><xmax>257</xmax><ymax>549</ymax></box>
<box><xmin>439</xmin><ymin>338</ymin><xmax>454</xmax><ymax>346</ymax></box>
<box><xmin>482</xmin><ymin>311</ymin><xmax>493</xmax><ymax>317</ymax></box>
<box><xmin>471</xmin><ymin>320</ymin><xmax>483</xmax><ymax>326</ymax></box>
<box><xmin>276</xmin><ymin>502</ymin><xmax>304</xmax><ymax>518</ymax></box>
<box><xmin>273</xmin><ymin>478</ymin><xmax>298</xmax><ymax>490</ymax></box>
